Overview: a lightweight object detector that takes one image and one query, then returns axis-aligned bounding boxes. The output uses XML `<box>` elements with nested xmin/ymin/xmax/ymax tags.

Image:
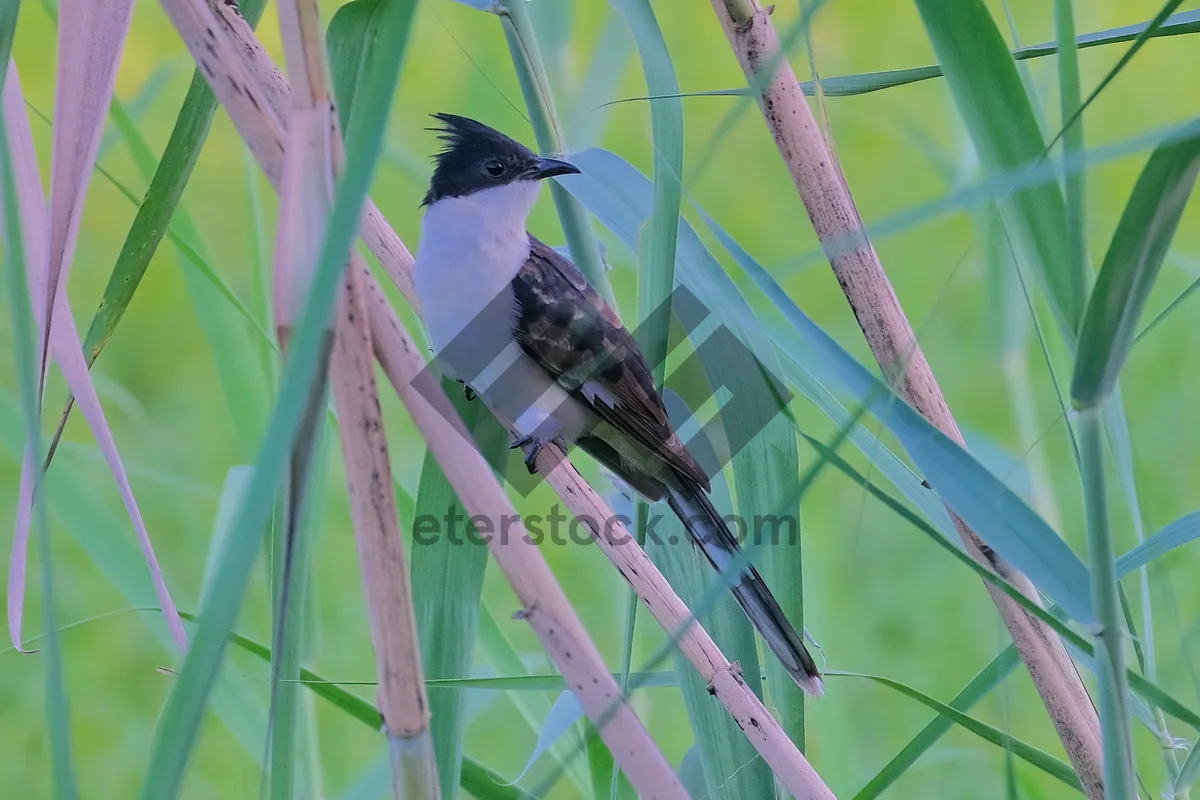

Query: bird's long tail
<box><xmin>665</xmin><ymin>476</ymin><xmax>824</xmax><ymax>696</ymax></box>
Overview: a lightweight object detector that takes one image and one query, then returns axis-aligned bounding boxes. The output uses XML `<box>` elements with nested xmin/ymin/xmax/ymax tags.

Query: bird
<box><xmin>413</xmin><ymin>113</ymin><xmax>823</xmax><ymax>696</ymax></box>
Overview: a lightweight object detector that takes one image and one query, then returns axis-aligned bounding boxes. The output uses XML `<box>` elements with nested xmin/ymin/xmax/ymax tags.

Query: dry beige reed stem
<box><xmin>332</xmin><ymin>257</ymin><xmax>440</xmax><ymax>798</ymax></box>
<box><xmin>269</xmin><ymin>0</ymin><xmax>441</xmax><ymax>795</ymax></box>
<box><xmin>160</xmin><ymin>1</ymin><xmax>686</xmax><ymax>793</ymax></box>
<box><xmin>707</xmin><ymin>2</ymin><xmax>1104</xmax><ymax>796</ymax></box>
<box><xmin>532</xmin><ymin>447</ymin><xmax>836</xmax><ymax>800</ymax></box>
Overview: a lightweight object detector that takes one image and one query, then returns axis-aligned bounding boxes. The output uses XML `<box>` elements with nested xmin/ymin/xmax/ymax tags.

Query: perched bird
<box><xmin>414</xmin><ymin>113</ymin><xmax>823</xmax><ymax>695</ymax></box>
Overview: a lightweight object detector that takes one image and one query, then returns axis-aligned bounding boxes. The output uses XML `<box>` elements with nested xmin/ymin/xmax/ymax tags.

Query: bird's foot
<box><xmin>510</xmin><ymin>430</ymin><xmax>566</xmax><ymax>474</ymax></box>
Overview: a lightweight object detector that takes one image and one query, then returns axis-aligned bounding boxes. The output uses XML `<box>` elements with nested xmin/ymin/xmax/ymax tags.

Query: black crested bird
<box><xmin>413</xmin><ymin>113</ymin><xmax>823</xmax><ymax>695</ymax></box>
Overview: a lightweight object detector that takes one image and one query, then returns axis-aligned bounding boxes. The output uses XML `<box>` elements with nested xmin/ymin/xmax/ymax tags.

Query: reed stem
<box><xmin>1077</xmin><ymin>405</ymin><xmax>1135</xmax><ymax>799</ymax></box>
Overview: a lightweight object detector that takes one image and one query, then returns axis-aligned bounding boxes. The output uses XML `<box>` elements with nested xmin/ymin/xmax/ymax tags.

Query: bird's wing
<box><xmin>510</xmin><ymin>236</ymin><xmax>710</xmax><ymax>490</ymax></box>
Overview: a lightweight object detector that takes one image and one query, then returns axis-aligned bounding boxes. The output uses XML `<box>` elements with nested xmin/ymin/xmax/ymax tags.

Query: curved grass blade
<box><xmin>853</xmin><ymin>645</ymin><xmax>1022</xmax><ymax>799</ymax></box>
<box><xmin>830</xmin><ymin>672</ymin><xmax>1082</xmax><ymax>792</ymax></box>
<box><xmin>460</xmin><ymin>759</ymin><xmax>540</xmax><ymax>800</ymax></box>
<box><xmin>510</xmin><ymin>691</ymin><xmax>584</xmax><ymax>785</ymax></box>
<box><xmin>1070</xmin><ymin>130</ymin><xmax>1200</xmax><ymax>407</ymax></box>
<box><xmin>1</xmin><ymin>63</ymin><xmax>79</xmax><ymax>800</ymax></box>
<box><xmin>1117</xmin><ymin>512</ymin><xmax>1200</xmax><ymax>576</ymax></box>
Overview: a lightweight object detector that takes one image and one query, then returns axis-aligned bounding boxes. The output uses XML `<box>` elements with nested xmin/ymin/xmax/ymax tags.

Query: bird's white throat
<box><xmin>415</xmin><ymin>179</ymin><xmax>542</xmax><ymax>364</ymax></box>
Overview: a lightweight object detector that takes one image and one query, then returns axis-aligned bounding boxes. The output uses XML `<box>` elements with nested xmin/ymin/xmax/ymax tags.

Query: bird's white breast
<box><xmin>414</xmin><ymin>179</ymin><xmax>595</xmax><ymax>444</ymax></box>
<box><xmin>414</xmin><ymin>180</ymin><xmax>542</xmax><ymax>358</ymax></box>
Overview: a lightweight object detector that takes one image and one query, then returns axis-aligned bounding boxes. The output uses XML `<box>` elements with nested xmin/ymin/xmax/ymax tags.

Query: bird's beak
<box><xmin>526</xmin><ymin>156</ymin><xmax>581</xmax><ymax>181</ymax></box>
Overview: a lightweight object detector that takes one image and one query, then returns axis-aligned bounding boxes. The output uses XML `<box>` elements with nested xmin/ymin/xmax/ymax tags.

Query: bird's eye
<box><xmin>485</xmin><ymin>160</ymin><xmax>505</xmax><ymax>177</ymax></box>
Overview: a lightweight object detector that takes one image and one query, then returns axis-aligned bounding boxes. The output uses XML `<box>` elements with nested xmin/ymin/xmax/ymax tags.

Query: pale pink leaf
<box><xmin>47</xmin><ymin>292</ymin><xmax>189</xmax><ymax>652</ymax></box>
<box><xmin>3</xmin><ymin>62</ymin><xmax>187</xmax><ymax>653</ymax></box>
<box><xmin>3</xmin><ymin>62</ymin><xmax>50</xmax><ymax>652</ymax></box>
<box><xmin>44</xmin><ymin>0</ymin><xmax>136</xmax><ymax>354</ymax></box>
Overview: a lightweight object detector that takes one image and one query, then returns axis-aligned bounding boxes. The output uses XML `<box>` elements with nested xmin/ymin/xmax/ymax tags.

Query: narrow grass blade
<box><xmin>913</xmin><ymin>0</ymin><xmax>1082</xmax><ymax>335</ymax></box>
<box><xmin>460</xmin><ymin>759</ymin><xmax>540</xmax><ymax>800</ymax></box>
<box><xmin>649</xmin><ymin>10</ymin><xmax>1200</xmax><ymax>100</ymax></box>
<box><xmin>586</xmin><ymin>718</ymin><xmax>618</xmax><ymax>800</ymax></box>
<box><xmin>1117</xmin><ymin>512</ymin><xmax>1200</xmax><ymax>575</ymax></box>
<box><xmin>854</xmin><ymin>646</ymin><xmax>1023</xmax><ymax>799</ymax></box>
<box><xmin>566</xmin><ymin>15</ymin><xmax>632</xmax><ymax>149</ymax></box>
<box><xmin>1175</xmin><ymin>741</ymin><xmax>1200</xmax><ymax>796</ymax></box>
<box><xmin>4</xmin><ymin>63</ymin><xmax>48</xmax><ymax>653</ymax></box>
<box><xmin>609</xmin><ymin>3</ymin><xmax>687</xmax><ymax>790</ymax></box>
<box><xmin>410</xmin><ymin>378</ymin><xmax>510</xmax><ymax>798</ymax></box>
<box><xmin>495</xmin><ymin>0</ymin><xmax>613</xmax><ymax>302</ymax></box>
<box><xmin>138</xmin><ymin>0</ymin><xmax>417</xmax><ymax>792</ymax></box>
<box><xmin>562</xmin><ymin>149</ymin><xmax>1094</xmax><ymax>624</ymax></box>
<box><xmin>80</xmin><ymin>0</ymin><xmax>267</xmax><ymax>369</ymax></box>
<box><xmin>1051</xmin><ymin>0</ymin><xmax>1187</xmax><ymax>155</ymax></box>
<box><xmin>476</xmin><ymin>608</ymin><xmax>592</xmax><ymax>795</ymax></box>
<box><xmin>611</xmin><ymin>0</ymin><xmax>682</xmax><ymax>380</ymax></box>
<box><xmin>1</xmin><ymin>65</ymin><xmax>79</xmax><ymax>800</ymax></box>
<box><xmin>327</xmin><ymin>0</ymin><xmax>379</xmax><ymax>134</ymax></box>
<box><xmin>831</xmin><ymin>672</ymin><xmax>1083</xmax><ymax>792</ymax></box>
<box><xmin>1071</xmin><ymin>131</ymin><xmax>1200</xmax><ymax>406</ymax></box>
<box><xmin>511</xmin><ymin>692</ymin><xmax>584</xmax><ymax>784</ymax></box>
<box><xmin>1056</xmin><ymin>0</ymin><xmax>1088</xmax><ymax>322</ymax></box>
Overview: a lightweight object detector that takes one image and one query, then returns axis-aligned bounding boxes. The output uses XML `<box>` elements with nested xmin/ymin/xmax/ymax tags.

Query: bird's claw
<box><xmin>510</xmin><ymin>432</ymin><xmax>563</xmax><ymax>474</ymax></box>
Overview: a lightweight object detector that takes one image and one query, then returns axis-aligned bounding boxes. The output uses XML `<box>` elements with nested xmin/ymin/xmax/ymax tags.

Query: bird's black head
<box><xmin>422</xmin><ymin>113</ymin><xmax>580</xmax><ymax>206</ymax></box>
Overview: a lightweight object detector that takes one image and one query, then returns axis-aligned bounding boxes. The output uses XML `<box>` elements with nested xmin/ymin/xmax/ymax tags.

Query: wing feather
<box><xmin>511</xmin><ymin>237</ymin><xmax>710</xmax><ymax>490</ymax></box>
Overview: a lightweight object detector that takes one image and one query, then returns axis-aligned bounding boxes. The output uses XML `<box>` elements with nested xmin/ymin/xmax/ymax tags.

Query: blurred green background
<box><xmin>3</xmin><ymin>0</ymin><xmax>1199</xmax><ymax>797</ymax></box>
